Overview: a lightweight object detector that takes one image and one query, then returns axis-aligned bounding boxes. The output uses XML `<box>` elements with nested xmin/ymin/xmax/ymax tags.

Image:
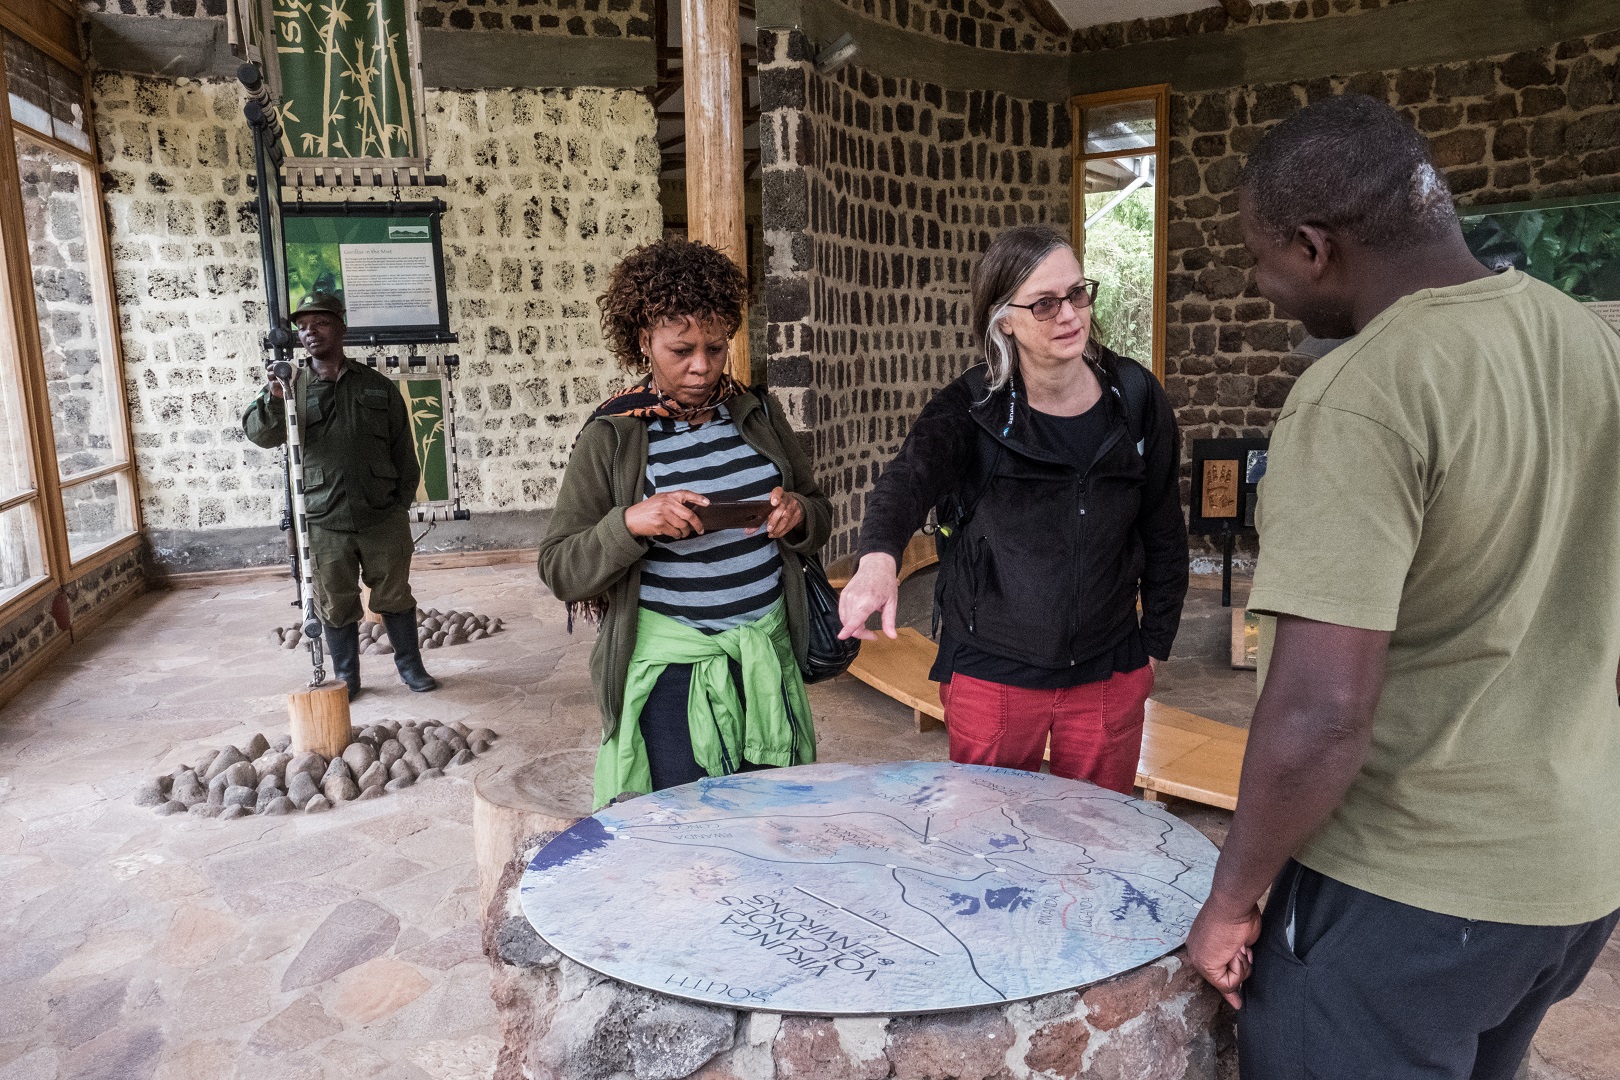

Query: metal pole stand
<box><xmin>270</xmin><ymin>361</ymin><xmax>326</xmax><ymax>688</ymax></box>
<box><xmin>241</xmin><ymin>61</ymin><xmax>325</xmax><ymax>689</ymax></box>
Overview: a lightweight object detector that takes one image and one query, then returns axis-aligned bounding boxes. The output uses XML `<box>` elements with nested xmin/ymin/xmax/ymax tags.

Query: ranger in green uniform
<box><xmin>243</xmin><ymin>292</ymin><xmax>438</xmax><ymax>696</ymax></box>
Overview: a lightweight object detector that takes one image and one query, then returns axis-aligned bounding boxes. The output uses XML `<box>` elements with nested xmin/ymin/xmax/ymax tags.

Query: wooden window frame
<box><xmin>1069</xmin><ymin>84</ymin><xmax>1171</xmax><ymax>382</ymax></box>
<box><xmin>0</xmin><ymin>5</ymin><xmax>142</xmax><ymax>627</ymax></box>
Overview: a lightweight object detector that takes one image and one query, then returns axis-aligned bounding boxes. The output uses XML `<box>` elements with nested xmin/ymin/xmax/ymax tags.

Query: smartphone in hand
<box><xmin>694</xmin><ymin>501</ymin><xmax>772</xmax><ymax>532</ymax></box>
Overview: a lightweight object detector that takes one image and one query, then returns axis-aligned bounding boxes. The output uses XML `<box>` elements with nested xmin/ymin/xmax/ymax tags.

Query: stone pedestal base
<box><xmin>485</xmin><ymin>850</ymin><xmax>1235</xmax><ymax>1080</ymax></box>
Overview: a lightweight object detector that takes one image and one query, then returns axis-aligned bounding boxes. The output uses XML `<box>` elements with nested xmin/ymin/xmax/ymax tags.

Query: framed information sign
<box><xmin>1189</xmin><ymin>437</ymin><xmax>1269</xmax><ymax>536</ymax></box>
<box><xmin>1191</xmin><ymin>436</ymin><xmax>1269</xmax><ymax>610</ymax></box>
<box><xmin>282</xmin><ymin>200</ymin><xmax>452</xmax><ymax>346</ymax></box>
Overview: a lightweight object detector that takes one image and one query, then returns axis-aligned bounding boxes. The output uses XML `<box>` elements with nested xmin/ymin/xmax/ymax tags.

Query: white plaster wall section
<box><xmin>426</xmin><ymin>86</ymin><xmax>661</xmax><ymax>513</ymax></box>
<box><xmin>94</xmin><ymin>73</ymin><xmax>269</xmax><ymax>535</ymax></box>
<box><xmin>95</xmin><ymin>75</ymin><xmax>662</xmax><ymax>534</ymax></box>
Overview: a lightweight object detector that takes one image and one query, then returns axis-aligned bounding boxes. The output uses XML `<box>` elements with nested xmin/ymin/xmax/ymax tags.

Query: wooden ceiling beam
<box><xmin>1018</xmin><ymin>0</ymin><xmax>1071</xmax><ymax>39</ymax></box>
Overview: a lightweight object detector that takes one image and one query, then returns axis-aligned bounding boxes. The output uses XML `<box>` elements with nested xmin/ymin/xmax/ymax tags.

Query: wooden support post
<box><xmin>473</xmin><ymin>755</ymin><xmax>593</xmax><ymax>918</ymax></box>
<box><xmin>680</xmin><ymin>0</ymin><xmax>750</xmax><ymax>383</ymax></box>
<box><xmin>287</xmin><ymin>684</ymin><xmax>352</xmax><ymax>758</ymax></box>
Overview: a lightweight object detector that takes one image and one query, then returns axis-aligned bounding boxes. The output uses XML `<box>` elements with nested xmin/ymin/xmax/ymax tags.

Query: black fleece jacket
<box><xmin>855</xmin><ymin>351</ymin><xmax>1188</xmax><ymax>669</ymax></box>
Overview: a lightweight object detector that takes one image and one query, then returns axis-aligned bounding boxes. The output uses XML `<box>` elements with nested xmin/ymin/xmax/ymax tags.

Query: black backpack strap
<box><xmin>1111</xmin><ymin>356</ymin><xmax>1152</xmax><ymax>456</ymax></box>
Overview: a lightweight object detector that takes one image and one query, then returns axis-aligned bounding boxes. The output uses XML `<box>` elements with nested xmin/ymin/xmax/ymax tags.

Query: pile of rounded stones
<box><xmin>273</xmin><ymin>608</ymin><xmax>505</xmax><ymax>652</ymax></box>
<box><xmin>134</xmin><ymin>720</ymin><xmax>499</xmax><ymax>819</ymax></box>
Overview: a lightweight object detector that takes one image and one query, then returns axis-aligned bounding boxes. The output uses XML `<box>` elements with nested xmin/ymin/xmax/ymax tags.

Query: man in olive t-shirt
<box><xmin>1185</xmin><ymin>96</ymin><xmax>1620</xmax><ymax>1080</ymax></box>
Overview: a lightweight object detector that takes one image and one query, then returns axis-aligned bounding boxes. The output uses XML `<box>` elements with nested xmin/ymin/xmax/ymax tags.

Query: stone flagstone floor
<box><xmin>0</xmin><ymin>566</ymin><xmax>1613</xmax><ymax>1079</ymax></box>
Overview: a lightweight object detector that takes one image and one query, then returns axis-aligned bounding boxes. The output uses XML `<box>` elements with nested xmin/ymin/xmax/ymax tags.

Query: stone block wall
<box><xmin>1072</xmin><ymin>0</ymin><xmax>1414</xmax><ymax>51</ymax></box>
<box><xmin>94</xmin><ymin>74</ymin><xmax>269</xmax><ymax>536</ymax></box>
<box><xmin>429</xmin><ymin>87</ymin><xmax>661</xmax><ymax>511</ymax></box>
<box><xmin>94</xmin><ymin>73</ymin><xmax>661</xmax><ymax>541</ymax></box>
<box><xmin>0</xmin><ymin>590</ymin><xmax>57</xmax><ymax>683</ymax></box>
<box><xmin>81</xmin><ymin>0</ymin><xmax>224</xmax><ymax>14</ymax></box>
<box><xmin>65</xmin><ymin>546</ymin><xmax>145</xmax><ymax>621</ymax></box>
<box><xmin>417</xmin><ymin>0</ymin><xmax>655</xmax><ymax>37</ymax></box>
<box><xmin>759</xmin><ymin>28</ymin><xmax>1071</xmax><ymax>558</ymax></box>
<box><xmin>831</xmin><ymin>0</ymin><xmax>1069</xmax><ymax>54</ymax></box>
<box><xmin>0</xmin><ymin>547</ymin><xmax>145</xmax><ymax>684</ymax></box>
<box><xmin>1160</xmin><ymin>29</ymin><xmax>1620</xmax><ymax>519</ymax></box>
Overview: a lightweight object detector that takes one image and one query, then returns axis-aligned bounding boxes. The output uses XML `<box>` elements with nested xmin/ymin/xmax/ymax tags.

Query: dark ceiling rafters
<box><xmin>653</xmin><ymin>0</ymin><xmax>759</xmax><ymax>180</ymax></box>
<box><xmin>655</xmin><ymin>0</ymin><xmax>1211</xmax><ymax>181</ymax></box>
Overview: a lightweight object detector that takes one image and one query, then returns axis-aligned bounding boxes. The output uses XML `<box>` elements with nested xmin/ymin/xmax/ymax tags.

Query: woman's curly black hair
<box><xmin>598</xmin><ymin>238</ymin><xmax>750</xmax><ymax>373</ymax></box>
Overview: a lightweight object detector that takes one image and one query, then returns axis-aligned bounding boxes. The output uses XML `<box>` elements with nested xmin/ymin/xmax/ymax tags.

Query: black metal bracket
<box><xmin>1221</xmin><ymin>526</ymin><xmax>1235</xmax><ymax>609</ymax></box>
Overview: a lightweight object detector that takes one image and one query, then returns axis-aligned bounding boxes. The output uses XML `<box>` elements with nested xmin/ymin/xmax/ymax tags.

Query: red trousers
<box><xmin>938</xmin><ymin>663</ymin><xmax>1153</xmax><ymax>794</ymax></box>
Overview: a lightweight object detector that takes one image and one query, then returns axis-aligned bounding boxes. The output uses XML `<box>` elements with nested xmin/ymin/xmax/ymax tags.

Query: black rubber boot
<box><xmin>324</xmin><ymin>621</ymin><xmax>363</xmax><ymax>699</ymax></box>
<box><xmin>382</xmin><ymin>609</ymin><xmax>438</xmax><ymax>692</ymax></box>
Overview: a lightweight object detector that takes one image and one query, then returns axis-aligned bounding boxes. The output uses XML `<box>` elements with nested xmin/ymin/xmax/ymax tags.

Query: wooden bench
<box><xmin>826</xmin><ymin>532</ymin><xmax>938</xmax><ymax>591</ymax></box>
<box><xmin>837</xmin><ymin>537</ymin><xmax>1245</xmax><ymax>810</ymax></box>
<box><xmin>1136</xmin><ymin>700</ymin><xmax>1244</xmax><ymax>811</ymax></box>
<box><xmin>846</xmin><ymin>630</ymin><xmax>1244</xmax><ymax>809</ymax></box>
<box><xmin>847</xmin><ymin>627</ymin><xmax>948</xmax><ymax>734</ymax></box>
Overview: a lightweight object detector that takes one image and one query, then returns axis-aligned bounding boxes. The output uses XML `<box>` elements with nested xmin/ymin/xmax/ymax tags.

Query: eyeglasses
<box><xmin>1003</xmin><ymin>280</ymin><xmax>1100</xmax><ymax>321</ymax></box>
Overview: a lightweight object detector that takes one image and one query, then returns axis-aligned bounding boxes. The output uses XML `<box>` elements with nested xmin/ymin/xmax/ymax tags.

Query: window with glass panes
<box><xmin>1070</xmin><ymin>86</ymin><xmax>1170</xmax><ymax>380</ymax></box>
<box><xmin>0</xmin><ymin>20</ymin><xmax>138</xmax><ymax>613</ymax></box>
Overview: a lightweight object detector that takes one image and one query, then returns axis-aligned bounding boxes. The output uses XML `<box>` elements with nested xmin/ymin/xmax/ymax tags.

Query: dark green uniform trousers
<box><xmin>310</xmin><ymin>512</ymin><xmax>416</xmax><ymax>627</ymax></box>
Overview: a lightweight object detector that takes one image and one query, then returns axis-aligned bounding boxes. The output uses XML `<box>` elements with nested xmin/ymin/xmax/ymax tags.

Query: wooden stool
<box><xmin>287</xmin><ymin>684</ymin><xmax>352</xmax><ymax>758</ymax></box>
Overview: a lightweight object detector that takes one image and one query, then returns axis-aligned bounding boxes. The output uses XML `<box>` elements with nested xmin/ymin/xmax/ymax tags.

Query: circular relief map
<box><xmin>519</xmin><ymin>761</ymin><xmax>1217</xmax><ymax>1015</ymax></box>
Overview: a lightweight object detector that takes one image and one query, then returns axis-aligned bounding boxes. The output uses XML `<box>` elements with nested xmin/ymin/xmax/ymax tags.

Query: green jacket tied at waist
<box><xmin>242</xmin><ymin>360</ymin><xmax>420</xmax><ymax>532</ymax></box>
<box><xmin>538</xmin><ymin>389</ymin><xmax>833</xmax><ymax>743</ymax></box>
<box><xmin>594</xmin><ymin>602</ymin><xmax>814</xmax><ymax>807</ymax></box>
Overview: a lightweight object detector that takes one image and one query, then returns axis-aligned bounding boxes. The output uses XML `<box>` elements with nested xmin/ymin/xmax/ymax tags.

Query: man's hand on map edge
<box><xmin>1186</xmin><ymin>897</ymin><xmax>1262</xmax><ymax>1009</ymax></box>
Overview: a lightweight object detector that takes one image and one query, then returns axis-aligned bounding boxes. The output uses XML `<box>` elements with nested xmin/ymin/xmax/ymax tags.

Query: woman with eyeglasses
<box><xmin>837</xmin><ymin>225</ymin><xmax>1188</xmax><ymax>792</ymax></box>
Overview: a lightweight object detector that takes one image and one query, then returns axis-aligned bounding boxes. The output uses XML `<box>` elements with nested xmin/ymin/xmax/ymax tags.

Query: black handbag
<box><xmin>799</xmin><ymin>554</ymin><xmax>861</xmax><ymax>683</ymax></box>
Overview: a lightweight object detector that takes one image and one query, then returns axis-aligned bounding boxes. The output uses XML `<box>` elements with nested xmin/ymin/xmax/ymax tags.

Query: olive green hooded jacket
<box><xmin>538</xmin><ymin>390</ymin><xmax>834</xmax><ymax>741</ymax></box>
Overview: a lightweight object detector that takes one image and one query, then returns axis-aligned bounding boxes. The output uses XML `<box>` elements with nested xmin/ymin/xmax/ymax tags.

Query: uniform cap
<box><xmin>291</xmin><ymin>291</ymin><xmax>346</xmax><ymax>322</ymax></box>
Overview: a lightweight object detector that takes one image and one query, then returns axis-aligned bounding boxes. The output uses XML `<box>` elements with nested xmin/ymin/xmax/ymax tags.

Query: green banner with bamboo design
<box><xmin>272</xmin><ymin>0</ymin><xmax>423</xmax><ymax>164</ymax></box>
<box><xmin>402</xmin><ymin>377</ymin><xmax>449</xmax><ymax>503</ymax></box>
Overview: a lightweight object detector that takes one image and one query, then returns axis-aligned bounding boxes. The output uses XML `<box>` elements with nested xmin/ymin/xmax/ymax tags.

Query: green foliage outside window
<box><xmin>1083</xmin><ymin>187</ymin><xmax>1155</xmax><ymax>364</ymax></box>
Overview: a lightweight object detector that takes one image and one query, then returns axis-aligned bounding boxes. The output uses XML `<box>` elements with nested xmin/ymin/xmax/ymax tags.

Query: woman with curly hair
<box><xmin>539</xmin><ymin>238</ymin><xmax>833</xmax><ymax>807</ymax></box>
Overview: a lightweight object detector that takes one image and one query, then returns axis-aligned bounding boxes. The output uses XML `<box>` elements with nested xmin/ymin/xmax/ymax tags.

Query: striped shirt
<box><xmin>640</xmin><ymin>404</ymin><xmax>784</xmax><ymax>633</ymax></box>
